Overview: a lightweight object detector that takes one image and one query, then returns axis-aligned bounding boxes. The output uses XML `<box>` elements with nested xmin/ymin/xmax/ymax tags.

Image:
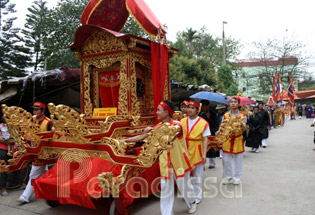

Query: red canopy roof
<box><xmin>81</xmin><ymin>0</ymin><xmax>166</xmax><ymax>39</ymax></box>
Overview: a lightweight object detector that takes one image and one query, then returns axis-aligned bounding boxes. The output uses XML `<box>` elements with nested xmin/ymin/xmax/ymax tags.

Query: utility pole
<box><xmin>222</xmin><ymin>21</ymin><xmax>227</xmax><ymax>65</ymax></box>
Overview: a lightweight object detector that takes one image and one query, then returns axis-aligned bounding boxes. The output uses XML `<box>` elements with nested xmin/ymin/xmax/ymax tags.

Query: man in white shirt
<box><xmin>180</xmin><ymin>101</ymin><xmax>211</xmax><ymax>212</ymax></box>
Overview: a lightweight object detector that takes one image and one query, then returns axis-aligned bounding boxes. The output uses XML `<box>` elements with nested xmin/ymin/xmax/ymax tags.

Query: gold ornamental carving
<box><xmin>0</xmin><ymin>160</ymin><xmax>9</xmax><ymax>173</ymax></box>
<box><xmin>109</xmin><ymin>127</ymin><xmax>129</xmax><ymax>139</ymax></box>
<box><xmin>98</xmin><ymin>115</ymin><xmax>128</xmax><ymax>133</ymax></box>
<box><xmin>172</xmin><ymin>111</ymin><xmax>183</xmax><ymax>121</ymax></box>
<box><xmin>92</xmin><ymin>68</ymin><xmax>99</xmax><ymax>108</ymax></box>
<box><xmin>136</xmin><ymin>123</ymin><xmax>180</xmax><ymax>167</ymax></box>
<box><xmin>48</xmin><ymin>103</ymin><xmax>90</xmax><ymax>134</ymax></box>
<box><xmin>100</xmin><ymin>137</ymin><xmax>130</xmax><ymax>155</ymax></box>
<box><xmin>48</xmin><ymin>103</ymin><xmax>93</xmax><ymax>144</ymax></box>
<box><xmin>128</xmin><ymin>57</ymin><xmax>141</xmax><ymax>126</ymax></box>
<box><xmin>82</xmin><ymin>63</ymin><xmax>93</xmax><ymax>117</ymax></box>
<box><xmin>82</xmin><ymin>31</ymin><xmax>126</xmax><ymax>56</ymax></box>
<box><xmin>117</xmin><ymin>57</ymin><xmax>128</xmax><ymax>117</ymax></box>
<box><xmin>210</xmin><ymin>116</ymin><xmax>245</xmax><ymax>150</ymax></box>
<box><xmin>138</xmin><ymin>118</ymin><xmax>155</xmax><ymax>126</ymax></box>
<box><xmin>98</xmin><ymin>164</ymin><xmax>134</xmax><ymax>195</ymax></box>
<box><xmin>0</xmin><ymin>151</ymin><xmax>29</xmax><ymax>173</ymax></box>
<box><xmin>7</xmin><ymin>150</ymin><xmax>27</xmax><ymax>165</ymax></box>
<box><xmin>1</xmin><ymin>104</ymin><xmax>41</xmax><ymax>150</ymax></box>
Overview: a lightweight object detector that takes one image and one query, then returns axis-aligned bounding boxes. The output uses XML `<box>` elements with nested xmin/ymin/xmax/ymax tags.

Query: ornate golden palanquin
<box><xmin>0</xmin><ymin>25</ymin><xmax>180</xmax><ymax>198</ymax></box>
<box><xmin>71</xmin><ymin>27</ymin><xmax>176</xmax><ymax>130</ymax></box>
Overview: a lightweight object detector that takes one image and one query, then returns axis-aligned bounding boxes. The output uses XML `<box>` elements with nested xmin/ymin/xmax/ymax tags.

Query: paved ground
<box><xmin>1</xmin><ymin>117</ymin><xmax>315</xmax><ymax>215</ymax></box>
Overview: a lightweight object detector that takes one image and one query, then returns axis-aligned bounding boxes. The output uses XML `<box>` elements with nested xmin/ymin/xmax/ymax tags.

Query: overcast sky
<box><xmin>10</xmin><ymin>0</ymin><xmax>315</xmax><ymax>72</ymax></box>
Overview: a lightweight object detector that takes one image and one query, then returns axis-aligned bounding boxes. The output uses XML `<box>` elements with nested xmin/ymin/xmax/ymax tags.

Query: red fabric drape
<box><xmin>151</xmin><ymin>41</ymin><xmax>168</xmax><ymax>123</ymax></box>
<box><xmin>126</xmin><ymin>0</ymin><xmax>167</xmax><ymax>38</ymax></box>
<box><xmin>33</xmin><ymin>157</ymin><xmax>160</xmax><ymax>209</ymax></box>
<box><xmin>99</xmin><ymin>71</ymin><xmax>120</xmax><ymax>108</ymax></box>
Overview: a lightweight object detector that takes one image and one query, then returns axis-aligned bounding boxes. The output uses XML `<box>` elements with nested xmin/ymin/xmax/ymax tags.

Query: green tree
<box><xmin>299</xmin><ymin>77</ymin><xmax>315</xmax><ymax>90</ymax></box>
<box><xmin>170</xmin><ymin>55</ymin><xmax>216</xmax><ymax>86</ymax></box>
<box><xmin>0</xmin><ymin>0</ymin><xmax>31</xmax><ymax>80</ymax></box>
<box><xmin>40</xmin><ymin>0</ymin><xmax>89</xmax><ymax>70</ymax></box>
<box><xmin>121</xmin><ymin>16</ymin><xmax>149</xmax><ymax>39</ymax></box>
<box><xmin>22</xmin><ymin>0</ymin><xmax>49</xmax><ymax>71</ymax></box>
<box><xmin>170</xmin><ymin>37</ymin><xmax>193</xmax><ymax>58</ymax></box>
<box><xmin>170</xmin><ymin>27</ymin><xmax>240</xmax><ymax>87</ymax></box>
<box><xmin>182</xmin><ymin>27</ymin><xmax>199</xmax><ymax>52</ymax></box>
<box><xmin>217</xmin><ymin>65</ymin><xmax>237</xmax><ymax>95</ymax></box>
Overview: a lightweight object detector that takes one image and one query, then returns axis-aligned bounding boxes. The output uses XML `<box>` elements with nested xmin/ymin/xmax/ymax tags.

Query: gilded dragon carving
<box><xmin>48</xmin><ymin>103</ymin><xmax>93</xmax><ymax>144</ymax></box>
<box><xmin>209</xmin><ymin>115</ymin><xmax>245</xmax><ymax>150</ymax></box>
<box><xmin>1</xmin><ymin>104</ymin><xmax>41</xmax><ymax>150</ymax></box>
<box><xmin>137</xmin><ymin>123</ymin><xmax>180</xmax><ymax>167</ymax></box>
<box><xmin>98</xmin><ymin>164</ymin><xmax>134</xmax><ymax>196</ymax></box>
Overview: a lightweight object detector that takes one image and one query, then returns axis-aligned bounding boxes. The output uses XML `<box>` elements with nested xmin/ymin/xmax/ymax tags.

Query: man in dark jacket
<box><xmin>297</xmin><ymin>104</ymin><xmax>303</xmax><ymax>119</ymax></box>
<box><xmin>258</xmin><ymin>102</ymin><xmax>270</xmax><ymax>148</ymax></box>
<box><xmin>246</xmin><ymin>106</ymin><xmax>263</xmax><ymax>153</ymax></box>
<box><xmin>199</xmin><ymin>100</ymin><xmax>219</xmax><ymax>169</ymax></box>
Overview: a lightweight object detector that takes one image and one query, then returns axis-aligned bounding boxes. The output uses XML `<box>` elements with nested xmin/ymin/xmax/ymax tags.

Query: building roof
<box><xmin>282</xmin><ymin>89</ymin><xmax>315</xmax><ymax>101</ymax></box>
<box><xmin>236</xmin><ymin>56</ymin><xmax>298</xmax><ymax>67</ymax></box>
<box><xmin>0</xmin><ymin>67</ymin><xmax>81</xmax><ymax>112</ymax></box>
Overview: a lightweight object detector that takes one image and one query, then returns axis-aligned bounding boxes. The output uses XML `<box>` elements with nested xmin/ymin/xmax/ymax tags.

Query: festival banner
<box><xmin>279</xmin><ymin>73</ymin><xmax>283</xmax><ymax>103</ymax></box>
<box><xmin>288</xmin><ymin>75</ymin><xmax>295</xmax><ymax>107</ymax></box>
<box><xmin>272</xmin><ymin>72</ymin><xmax>279</xmax><ymax>102</ymax></box>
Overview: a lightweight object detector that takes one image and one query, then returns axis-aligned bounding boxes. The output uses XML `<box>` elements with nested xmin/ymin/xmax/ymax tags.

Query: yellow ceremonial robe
<box><xmin>39</xmin><ymin>116</ymin><xmax>51</xmax><ymax>132</ymax></box>
<box><xmin>159</xmin><ymin>119</ymin><xmax>192</xmax><ymax>179</ymax></box>
<box><xmin>181</xmin><ymin>117</ymin><xmax>208</xmax><ymax>167</ymax></box>
<box><xmin>274</xmin><ymin>109</ymin><xmax>279</xmax><ymax>128</ymax></box>
<box><xmin>34</xmin><ymin>116</ymin><xmax>52</xmax><ymax>166</ymax></box>
<box><xmin>222</xmin><ymin>112</ymin><xmax>246</xmax><ymax>154</ymax></box>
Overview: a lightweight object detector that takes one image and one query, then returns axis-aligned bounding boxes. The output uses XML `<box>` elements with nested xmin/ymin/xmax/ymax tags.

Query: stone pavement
<box><xmin>1</xmin><ymin>117</ymin><xmax>315</xmax><ymax>215</ymax></box>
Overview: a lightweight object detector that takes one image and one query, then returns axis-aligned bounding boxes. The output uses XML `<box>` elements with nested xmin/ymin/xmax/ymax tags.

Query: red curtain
<box><xmin>99</xmin><ymin>71</ymin><xmax>120</xmax><ymax>108</ymax></box>
<box><xmin>151</xmin><ymin>41</ymin><xmax>168</xmax><ymax>123</ymax></box>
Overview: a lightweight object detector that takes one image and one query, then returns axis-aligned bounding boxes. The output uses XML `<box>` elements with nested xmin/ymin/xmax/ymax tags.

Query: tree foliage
<box><xmin>170</xmin><ymin>55</ymin><xmax>216</xmax><ymax>86</ymax></box>
<box><xmin>0</xmin><ymin>0</ymin><xmax>31</xmax><ymax>80</ymax></box>
<box><xmin>41</xmin><ymin>0</ymin><xmax>89</xmax><ymax>70</ymax></box>
<box><xmin>217</xmin><ymin>65</ymin><xmax>238</xmax><ymax>95</ymax></box>
<box><xmin>22</xmin><ymin>0</ymin><xmax>49</xmax><ymax>71</ymax></box>
<box><xmin>299</xmin><ymin>77</ymin><xmax>315</xmax><ymax>90</ymax></box>
<box><xmin>170</xmin><ymin>27</ymin><xmax>240</xmax><ymax>88</ymax></box>
<box><xmin>121</xmin><ymin>16</ymin><xmax>149</xmax><ymax>39</ymax></box>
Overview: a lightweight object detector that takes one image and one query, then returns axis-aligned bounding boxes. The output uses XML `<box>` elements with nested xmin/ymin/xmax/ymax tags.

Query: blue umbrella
<box><xmin>189</xmin><ymin>91</ymin><xmax>229</xmax><ymax>106</ymax></box>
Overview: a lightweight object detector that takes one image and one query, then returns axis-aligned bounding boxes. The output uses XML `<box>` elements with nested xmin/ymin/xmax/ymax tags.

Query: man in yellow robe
<box><xmin>120</xmin><ymin>100</ymin><xmax>196</xmax><ymax>215</ymax></box>
<box><xmin>180</xmin><ymin>101</ymin><xmax>210</xmax><ymax>207</ymax></box>
<box><xmin>273</xmin><ymin>106</ymin><xmax>280</xmax><ymax>128</ymax></box>
<box><xmin>19</xmin><ymin>102</ymin><xmax>55</xmax><ymax>204</ymax></box>
<box><xmin>221</xmin><ymin>97</ymin><xmax>247</xmax><ymax>185</ymax></box>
